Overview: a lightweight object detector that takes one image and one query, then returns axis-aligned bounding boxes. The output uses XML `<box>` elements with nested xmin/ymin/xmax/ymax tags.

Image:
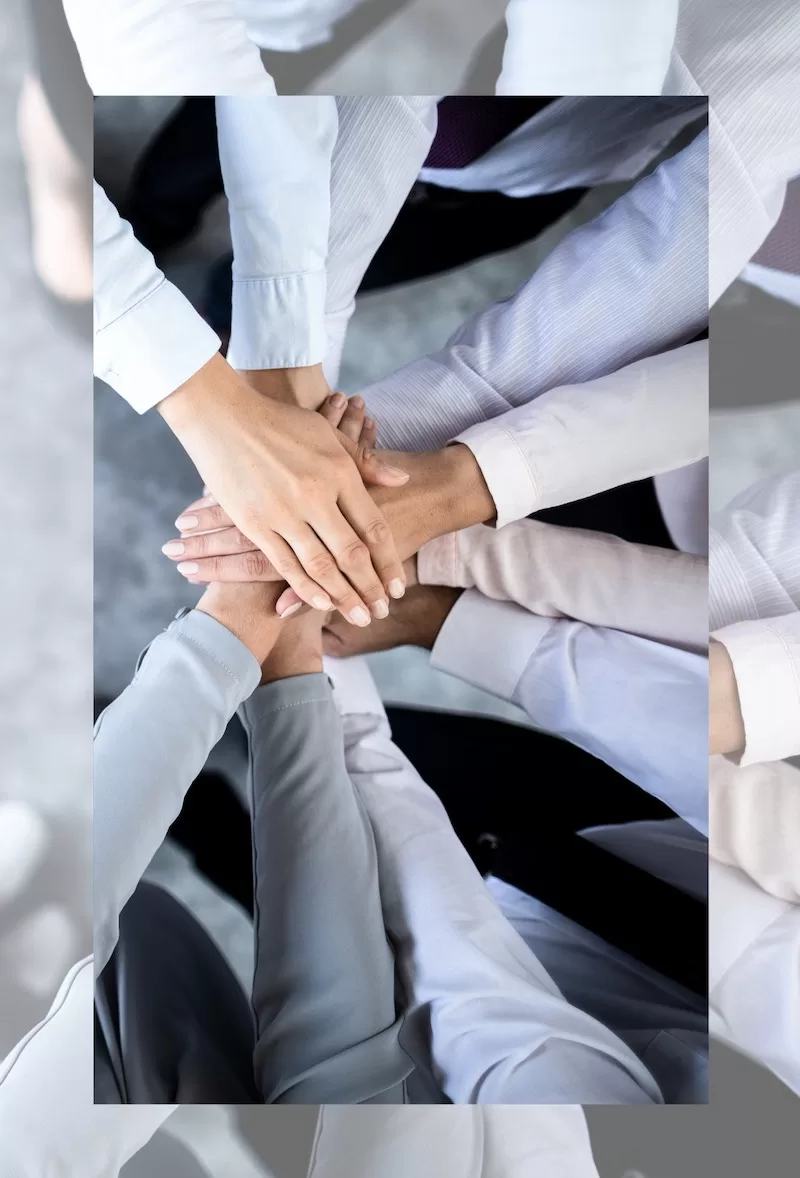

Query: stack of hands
<box><xmin>160</xmin><ymin>364</ymin><xmax>493</xmax><ymax>669</ymax></box>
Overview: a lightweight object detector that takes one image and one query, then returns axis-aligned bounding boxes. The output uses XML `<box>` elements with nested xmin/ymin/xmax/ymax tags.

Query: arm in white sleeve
<box><xmin>309</xmin><ymin>1106</ymin><xmax>602</xmax><ymax>1178</ymax></box>
<box><xmin>711</xmin><ymin>755</ymin><xmax>800</xmax><ymax>904</ymax></box>
<box><xmin>431</xmin><ymin>592</ymin><xmax>708</xmax><ymax>834</ymax></box>
<box><xmin>322</xmin><ymin>97</ymin><xmax>438</xmax><ymax>387</ymax></box>
<box><xmin>360</xmin><ymin>130</ymin><xmax>708</xmax><ymax>464</ymax></box>
<box><xmin>665</xmin><ymin>0</ymin><xmax>800</xmax><ymax>302</ymax></box>
<box><xmin>0</xmin><ymin>961</ymin><xmax>174</xmax><ymax>1177</ymax></box>
<box><xmin>712</xmin><ymin>613</ymin><xmax>800</xmax><ymax>766</ymax></box>
<box><xmin>418</xmin><ymin>518</ymin><xmax>708</xmax><ymax>653</ymax></box>
<box><xmin>327</xmin><ymin>656</ymin><xmax>662</xmax><ymax>1105</ymax></box>
<box><xmin>709</xmin><ymin>469</ymin><xmax>800</xmax><ymax>630</ymax></box>
<box><xmin>63</xmin><ymin>0</ymin><xmax>273</xmax><ymax>94</ymax></box>
<box><xmin>217</xmin><ymin>96</ymin><xmax>338</xmax><ymax>370</ymax></box>
<box><xmin>499</xmin><ymin>0</ymin><xmax>678</xmax><ymax>95</ymax></box>
<box><xmin>710</xmin><ymin>860</ymin><xmax>800</xmax><ymax>1097</ymax></box>
<box><xmin>93</xmin><ymin>610</ymin><xmax>260</xmax><ymax>976</ymax></box>
<box><xmin>93</xmin><ymin>182</ymin><xmax>222</xmax><ymax>412</ymax></box>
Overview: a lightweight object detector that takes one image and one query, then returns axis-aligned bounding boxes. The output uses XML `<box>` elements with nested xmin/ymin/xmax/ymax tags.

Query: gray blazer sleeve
<box><xmin>93</xmin><ymin>609</ymin><xmax>261</xmax><ymax>977</ymax></box>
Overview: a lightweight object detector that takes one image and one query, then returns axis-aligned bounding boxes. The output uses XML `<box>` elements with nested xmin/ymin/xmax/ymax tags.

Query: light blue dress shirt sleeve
<box><xmin>93</xmin><ymin>610</ymin><xmax>260</xmax><ymax>977</ymax></box>
<box><xmin>217</xmin><ymin>96</ymin><xmax>339</xmax><ymax>370</ymax></box>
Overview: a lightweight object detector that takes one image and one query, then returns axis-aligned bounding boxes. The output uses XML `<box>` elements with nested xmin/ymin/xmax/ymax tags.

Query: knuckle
<box><xmin>341</xmin><ymin>539</ymin><xmax>370</xmax><ymax>567</ymax></box>
<box><xmin>244</xmin><ymin>551</ymin><xmax>269</xmax><ymax>578</ymax></box>
<box><xmin>308</xmin><ymin>551</ymin><xmax>336</xmax><ymax>579</ymax></box>
<box><xmin>273</xmin><ymin>553</ymin><xmax>298</xmax><ymax>578</ymax></box>
<box><xmin>364</xmin><ymin>517</ymin><xmax>389</xmax><ymax>545</ymax></box>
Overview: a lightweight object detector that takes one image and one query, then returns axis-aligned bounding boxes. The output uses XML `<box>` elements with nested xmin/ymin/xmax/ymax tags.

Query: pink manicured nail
<box><xmin>162</xmin><ymin>540</ymin><xmax>185</xmax><ymax>556</ymax></box>
<box><xmin>388</xmin><ymin>579</ymin><xmax>405</xmax><ymax>599</ymax></box>
<box><xmin>177</xmin><ymin>562</ymin><xmax>200</xmax><ymax>575</ymax></box>
<box><xmin>349</xmin><ymin>606</ymin><xmax>371</xmax><ymax>627</ymax></box>
<box><xmin>175</xmin><ymin>514</ymin><xmax>198</xmax><ymax>531</ymax></box>
<box><xmin>371</xmin><ymin>599</ymin><xmax>389</xmax><ymax>619</ymax></box>
<box><xmin>279</xmin><ymin>602</ymin><xmax>304</xmax><ymax>619</ymax></box>
<box><xmin>380</xmin><ymin>465</ymin><xmax>410</xmax><ymax>481</ymax></box>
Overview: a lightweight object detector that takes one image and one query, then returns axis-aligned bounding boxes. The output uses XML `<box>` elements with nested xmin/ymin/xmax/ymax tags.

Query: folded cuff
<box><xmin>153</xmin><ymin>608</ymin><xmax>263</xmax><ymax>698</ymax></box>
<box><xmin>417</xmin><ymin>532</ymin><xmax>463</xmax><ymax>587</ymax></box>
<box><xmin>227</xmin><ymin>269</ymin><xmax>327</xmax><ymax>371</ymax></box>
<box><xmin>95</xmin><ymin>278</ymin><xmax>222</xmax><ymax>413</ymax></box>
<box><xmin>323</xmin><ymin>654</ymin><xmax>387</xmax><ymax>719</ymax></box>
<box><xmin>430</xmin><ymin>589</ymin><xmax>553</xmax><ymax>701</ymax></box>
<box><xmin>452</xmin><ymin>418</ymin><xmax>538</xmax><ymax>529</ymax></box>
<box><xmin>712</xmin><ymin>614</ymin><xmax>800</xmax><ymax>765</ymax></box>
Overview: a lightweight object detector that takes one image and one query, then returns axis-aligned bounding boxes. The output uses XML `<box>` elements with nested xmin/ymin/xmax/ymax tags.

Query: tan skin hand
<box><xmin>163</xmin><ymin>392</ymin><xmax>495</xmax><ymax>620</ymax></box>
<box><xmin>322</xmin><ymin>582</ymin><xmax>462</xmax><ymax>658</ymax></box>
<box><xmin>157</xmin><ymin>353</ymin><xmax>410</xmax><ymax>627</ymax></box>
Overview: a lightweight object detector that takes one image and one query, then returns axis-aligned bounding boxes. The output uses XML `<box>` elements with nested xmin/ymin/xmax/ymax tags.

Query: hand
<box><xmin>157</xmin><ymin>353</ymin><xmax>410</xmax><ymax>625</ymax></box>
<box><xmin>259</xmin><ymin>606</ymin><xmax>325</xmax><ymax>685</ymax></box>
<box><xmin>163</xmin><ymin>432</ymin><xmax>493</xmax><ymax>607</ymax></box>
<box><xmin>322</xmin><ymin>581</ymin><xmax>461</xmax><ymax>658</ymax></box>
<box><xmin>195</xmin><ymin>581</ymin><xmax>287</xmax><ymax>665</ymax></box>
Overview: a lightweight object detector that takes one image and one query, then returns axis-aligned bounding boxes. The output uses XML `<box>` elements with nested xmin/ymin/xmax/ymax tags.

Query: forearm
<box><xmin>93</xmin><ymin>183</ymin><xmax>221</xmax><ymax>411</ymax></box>
<box><xmin>322</xmin><ymin>97</ymin><xmax>438</xmax><ymax>387</ymax></box>
<box><xmin>499</xmin><ymin>0</ymin><xmax>678</xmax><ymax>95</ymax></box>
<box><xmin>64</xmin><ymin>0</ymin><xmax>272</xmax><ymax>94</ymax></box>
<box><xmin>419</xmin><ymin>518</ymin><xmax>708</xmax><ymax>653</ymax></box>
<box><xmin>93</xmin><ymin>610</ymin><xmax>262</xmax><ymax>975</ymax></box>
<box><xmin>360</xmin><ymin>131</ymin><xmax>707</xmax><ymax>455</ymax></box>
<box><xmin>431</xmin><ymin>592</ymin><xmax>708</xmax><ymax>833</ymax></box>
<box><xmin>217</xmin><ymin>96</ymin><xmax>338</xmax><ymax>372</ymax></box>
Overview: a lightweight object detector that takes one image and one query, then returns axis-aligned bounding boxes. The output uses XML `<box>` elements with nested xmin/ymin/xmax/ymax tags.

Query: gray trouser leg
<box><xmin>94</xmin><ymin>880</ymin><xmax>261</xmax><ymax>1104</ymax></box>
<box><xmin>239</xmin><ymin>673</ymin><xmax>412</xmax><ymax>1105</ymax></box>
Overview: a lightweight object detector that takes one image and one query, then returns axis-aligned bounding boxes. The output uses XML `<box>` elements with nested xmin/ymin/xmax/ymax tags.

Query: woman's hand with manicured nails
<box><xmin>157</xmin><ymin>354</ymin><xmax>410</xmax><ymax>626</ymax></box>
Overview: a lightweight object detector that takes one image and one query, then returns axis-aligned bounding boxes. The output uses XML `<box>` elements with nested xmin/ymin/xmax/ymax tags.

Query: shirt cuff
<box><xmin>323</xmin><ymin>653</ymin><xmax>387</xmax><ymax>719</ymax></box>
<box><xmin>708</xmin><ymin>527</ymin><xmax>758</xmax><ymax>631</ymax></box>
<box><xmin>143</xmin><ymin>608</ymin><xmax>263</xmax><ymax>699</ymax></box>
<box><xmin>95</xmin><ymin>278</ymin><xmax>222</xmax><ymax>414</ymax></box>
<box><xmin>712</xmin><ymin>614</ymin><xmax>800</xmax><ymax>766</ymax></box>
<box><xmin>417</xmin><ymin>532</ymin><xmax>464</xmax><ymax>587</ymax></box>
<box><xmin>430</xmin><ymin>589</ymin><xmax>553</xmax><ymax>702</ymax></box>
<box><xmin>452</xmin><ymin>418</ymin><xmax>538</xmax><ymax>529</ymax></box>
<box><xmin>226</xmin><ymin>269</ymin><xmax>328</xmax><ymax>371</ymax></box>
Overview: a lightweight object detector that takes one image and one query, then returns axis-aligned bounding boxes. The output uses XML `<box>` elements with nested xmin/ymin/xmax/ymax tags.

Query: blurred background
<box><xmin>1</xmin><ymin>1</ymin><xmax>800</xmax><ymax>1176</ymax></box>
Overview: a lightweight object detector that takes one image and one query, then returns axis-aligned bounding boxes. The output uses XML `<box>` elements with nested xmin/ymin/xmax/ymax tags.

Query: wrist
<box><xmin>260</xmin><ymin>614</ymin><xmax>324</xmax><ymax>684</ymax></box>
<box><xmin>709</xmin><ymin>639</ymin><xmax>745</xmax><ymax>757</ymax></box>
<box><xmin>195</xmin><ymin>583</ymin><xmax>284</xmax><ymax>666</ymax></box>
<box><xmin>241</xmin><ymin>364</ymin><xmax>330</xmax><ymax>410</ymax></box>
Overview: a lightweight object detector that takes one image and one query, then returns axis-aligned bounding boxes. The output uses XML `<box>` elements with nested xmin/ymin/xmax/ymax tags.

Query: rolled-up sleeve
<box><xmin>711</xmin><ymin>613</ymin><xmax>800</xmax><ymax>766</ymax></box>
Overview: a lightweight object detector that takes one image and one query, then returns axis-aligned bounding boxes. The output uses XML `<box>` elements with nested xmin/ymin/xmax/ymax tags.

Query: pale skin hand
<box><xmin>157</xmin><ymin>353</ymin><xmax>410</xmax><ymax>626</ymax></box>
<box><xmin>194</xmin><ymin>581</ymin><xmax>287</xmax><ymax>666</ymax></box>
<box><xmin>709</xmin><ymin>639</ymin><xmax>746</xmax><ymax>757</ymax></box>
<box><xmin>162</xmin><ymin>392</ymin><xmax>496</xmax><ymax>617</ymax></box>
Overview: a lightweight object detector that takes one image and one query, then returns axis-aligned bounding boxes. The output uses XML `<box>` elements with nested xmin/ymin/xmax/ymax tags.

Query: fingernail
<box><xmin>279</xmin><ymin>602</ymin><xmax>304</xmax><ymax>619</ymax></box>
<box><xmin>349</xmin><ymin>606</ymin><xmax>371</xmax><ymax>627</ymax></box>
<box><xmin>312</xmin><ymin>594</ymin><xmax>333</xmax><ymax>610</ymax></box>
<box><xmin>177</xmin><ymin>562</ymin><xmax>200</xmax><ymax>575</ymax></box>
<box><xmin>380</xmin><ymin>464</ymin><xmax>410</xmax><ymax>481</ymax></box>
<box><xmin>388</xmin><ymin>579</ymin><xmax>406</xmax><ymax>599</ymax></box>
<box><xmin>162</xmin><ymin>540</ymin><xmax>185</xmax><ymax>556</ymax></box>
<box><xmin>350</xmin><ymin>396</ymin><xmax>364</xmax><ymax>409</ymax></box>
<box><xmin>331</xmin><ymin>393</ymin><xmax>346</xmax><ymax>408</ymax></box>
<box><xmin>371</xmin><ymin>599</ymin><xmax>389</xmax><ymax>619</ymax></box>
<box><xmin>365</xmin><ymin>416</ymin><xmax>375</xmax><ymax>431</ymax></box>
<box><xmin>175</xmin><ymin>514</ymin><xmax>198</xmax><ymax>530</ymax></box>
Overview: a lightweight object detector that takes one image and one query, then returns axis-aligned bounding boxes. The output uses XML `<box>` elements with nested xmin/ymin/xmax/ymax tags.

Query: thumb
<box><xmin>337</xmin><ymin>434</ymin><xmax>410</xmax><ymax>487</ymax></box>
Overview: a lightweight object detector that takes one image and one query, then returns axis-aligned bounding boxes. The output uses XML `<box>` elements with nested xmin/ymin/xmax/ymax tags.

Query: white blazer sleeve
<box><xmin>62</xmin><ymin>0</ymin><xmax>273</xmax><ymax>95</ymax></box>
<box><xmin>431</xmin><ymin>592</ymin><xmax>708</xmax><ymax>835</ymax></box>
<box><xmin>0</xmin><ymin>960</ymin><xmax>174</xmax><ymax>1177</ymax></box>
<box><xmin>499</xmin><ymin>0</ymin><xmax>679</xmax><ymax>96</ymax></box>
<box><xmin>217</xmin><ymin>96</ymin><xmax>339</xmax><ymax>371</ymax></box>
<box><xmin>93</xmin><ymin>182</ymin><xmax>222</xmax><ymax>412</ymax></box>
<box><xmin>360</xmin><ymin>130</ymin><xmax>708</xmax><ymax>485</ymax></box>
<box><xmin>418</xmin><ymin>518</ymin><xmax>708</xmax><ymax>654</ymax></box>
